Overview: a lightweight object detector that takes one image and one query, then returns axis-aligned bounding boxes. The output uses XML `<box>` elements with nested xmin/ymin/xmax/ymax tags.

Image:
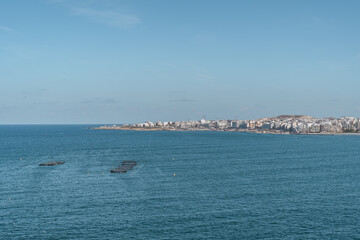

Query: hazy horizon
<box><xmin>1</xmin><ymin>0</ymin><xmax>360</xmax><ymax>124</ymax></box>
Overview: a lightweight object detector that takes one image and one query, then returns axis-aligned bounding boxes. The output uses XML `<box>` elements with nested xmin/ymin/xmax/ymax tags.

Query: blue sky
<box><xmin>1</xmin><ymin>0</ymin><xmax>360</xmax><ymax>124</ymax></box>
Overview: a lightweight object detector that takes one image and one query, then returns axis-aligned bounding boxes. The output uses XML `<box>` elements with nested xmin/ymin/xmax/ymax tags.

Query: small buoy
<box><xmin>20</xmin><ymin>158</ymin><xmax>23</xmax><ymax>161</ymax></box>
<box><xmin>102</xmin><ymin>172</ymin><xmax>104</xmax><ymax>174</ymax></box>
<box><xmin>173</xmin><ymin>173</ymin><xmax>175</xmax><ymax>177</ymax></box>
<box><xmin>172</xmin><ymin>157</ymin><xmax>175</xmax><ymax>160</ymax></box>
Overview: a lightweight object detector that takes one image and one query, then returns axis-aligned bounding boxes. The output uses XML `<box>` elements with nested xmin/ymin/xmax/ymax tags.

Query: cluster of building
<box><xmin>103</xmin><ymin>115</ymin><xmax>360</xmax><ymax>134</ymax></box>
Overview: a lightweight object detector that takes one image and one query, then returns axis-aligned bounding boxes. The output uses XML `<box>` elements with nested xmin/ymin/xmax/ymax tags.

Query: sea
<box><xmin>1</xmin><ymin>125</ymin><xmax>360</xmax><ymax>239</ymax></box>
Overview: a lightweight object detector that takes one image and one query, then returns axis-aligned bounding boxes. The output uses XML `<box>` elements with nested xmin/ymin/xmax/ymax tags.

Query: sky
<box><xmin>1</xmin><ymin>0</ymin><xmax>360</xmax><ymax>124</ymax></box>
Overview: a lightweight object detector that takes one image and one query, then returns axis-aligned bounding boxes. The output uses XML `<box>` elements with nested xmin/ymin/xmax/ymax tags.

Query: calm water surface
<box><xmin>1</xmin><ymin>125</ymin><xmax>360</xmax><ymax>239</ymax></box>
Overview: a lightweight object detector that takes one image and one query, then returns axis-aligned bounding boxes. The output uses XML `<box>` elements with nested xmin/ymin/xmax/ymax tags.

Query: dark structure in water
<box><xmin>110</xmin><ymin>161</ymin><xmax>137</xmax><ymax>173</ymax></box>
<box><xmin>122</xmin><ymin>161</ymin><xmax>137</xmax><ymax>166</ymax></box>
<box><xmin>110</xmin><ymin>167</ymin><xmax>127</xmax><ymax>173</ymax></box>
<box><xmin>39</xmin><ymin>161</ymin><xmax>65</xmax><ymax>166</ymax></box>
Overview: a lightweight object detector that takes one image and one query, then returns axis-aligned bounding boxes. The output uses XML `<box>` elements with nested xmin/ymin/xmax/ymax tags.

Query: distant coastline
<box><xmin>92</xmin><ymin>115</ymin><xmax>360</xmax><ymax>135</ymax></box>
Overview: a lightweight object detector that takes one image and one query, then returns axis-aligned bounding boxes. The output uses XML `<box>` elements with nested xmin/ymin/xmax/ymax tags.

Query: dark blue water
<box><xmin>1</xmin><ymin>125</ymin><xmax>360</xmax><ymax>239</ymax></box>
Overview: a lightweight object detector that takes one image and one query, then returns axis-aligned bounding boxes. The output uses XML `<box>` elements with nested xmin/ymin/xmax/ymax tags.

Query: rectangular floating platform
<box><xmin>110</xmin><ymin>169</ymin><xmax>127</xmax><ymax>173</ymax></box>
<box><xmin>122</xmin><ymin>161</ymin><xmax>137</xmax><ymax>166</ymax></box>
<box><xmin>39</xmin><ymin>161</ymin><xmax>65</xmax><ymax>166</ymax></box>
<box><xmin>110</xmin><ymin>161</ymin><xmax>138</xmax><ymax>173</ymax></box>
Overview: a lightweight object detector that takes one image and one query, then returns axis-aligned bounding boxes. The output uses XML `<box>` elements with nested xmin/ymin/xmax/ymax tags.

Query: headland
<box><xmin>93</xmin><ymin>115</ymin><xmax>360</xmax><ymax>135</ymax></box>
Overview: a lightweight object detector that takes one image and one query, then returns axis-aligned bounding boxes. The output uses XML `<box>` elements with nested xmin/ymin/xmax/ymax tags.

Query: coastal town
<box><xmin>94</xmin><ymin>115</ymin><xmax>360</xmax><ymax>135</ymax></box>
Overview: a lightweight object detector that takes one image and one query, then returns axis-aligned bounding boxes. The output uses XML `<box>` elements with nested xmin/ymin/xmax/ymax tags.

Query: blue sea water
<box><xmin>1</xmin><ymin>125</ymin><xmax>360</xmax><ymax>239</ymax></box>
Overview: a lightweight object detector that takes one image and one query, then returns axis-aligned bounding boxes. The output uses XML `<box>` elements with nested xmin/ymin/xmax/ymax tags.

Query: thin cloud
<box><xmin>101</xmin><ymin>98</ymin><xmax>117</xmax><ymax>104</ymax></box>
<box><xmin>318</xmin><ymin>61</ymin><xmax>345</xmax><ymax>71</ymax></box>
<box><xmin>71</xmin><ymin>8</ymin><xmax>141</xmax><ymax>28</ymax></box>
<box><xmin>80</xmin><ymin>98</ymin><xmax>117</xmax><ymax>104</ymax></box>
<box><xmin>239</xmin><ymin>107</ymin><xmax>250</xmax><ymax>112</ymax></box>
<box><xmin>22</xmin><ymin>89</ymin><xmax>48</xmax><ymax>99</ymax></box>
<box><xmin>171</xmin><ymin>98</ymin><xmax>196</xmax><ymax>103</ymax></box>
<box><xmin>193</xmin><ymin>73</ymin><xmax>215</xmax><ymax>83</ymax></box>
<box><xmin>22</xmin><ymin>88</ymin><xmax>47</xmax><ymax>95</ymax></box>
<box><xmin>0</xmin><ymin>25</ymin><xmax>16</xmax><ymax>33</ymax></box>
<box><xmin>31</xmin><ymin>101</ymin><xmax>60</xmax><ymax>105</ymax></box>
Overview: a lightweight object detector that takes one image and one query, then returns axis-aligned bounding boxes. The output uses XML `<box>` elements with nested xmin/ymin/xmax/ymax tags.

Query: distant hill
<box><xmin>275</xmin><ymin>115</ymin><xmax>315</xmax><ymax>119</ymax></box>
<box><xmin>256</xmin><ymin>115</ymin><xmax>315</xmax><ymax>121</ymax></box>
